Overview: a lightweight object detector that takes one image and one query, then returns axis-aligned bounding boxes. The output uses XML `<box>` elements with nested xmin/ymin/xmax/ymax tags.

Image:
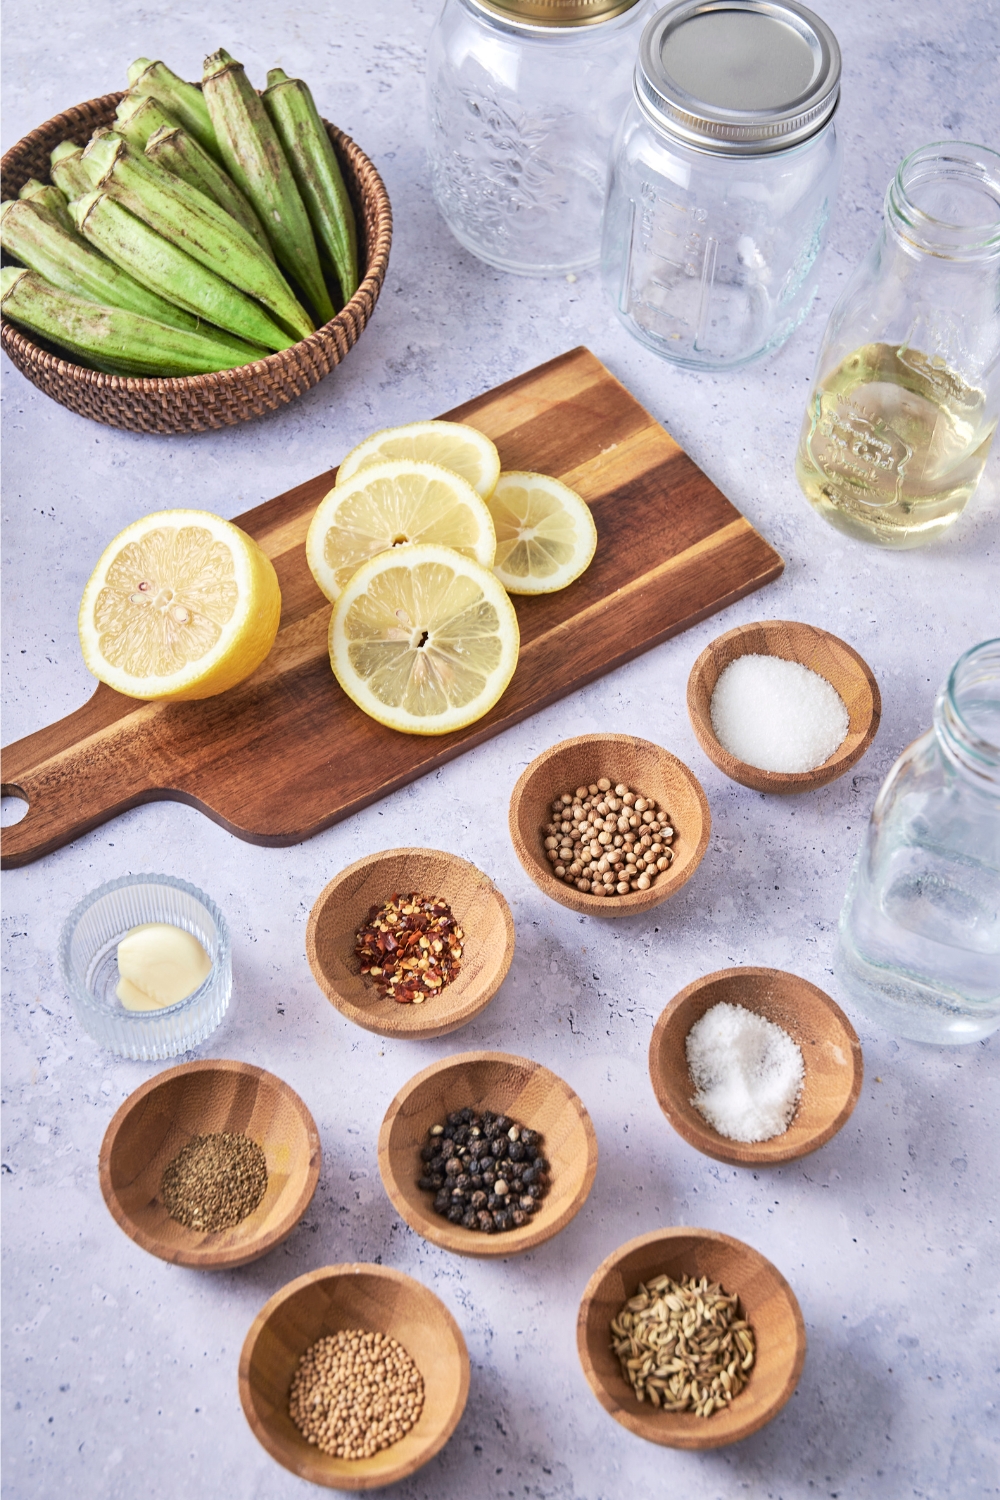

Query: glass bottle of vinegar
<box><xmin>796</xmin><ymin>142</ymin><xmax>1000</xmax><ymax>547</ymax></box>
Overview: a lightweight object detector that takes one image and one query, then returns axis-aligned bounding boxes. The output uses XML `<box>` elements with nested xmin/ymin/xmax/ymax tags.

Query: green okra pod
<box><xmin>263</xmin><ymin>68</ymin><xmax>358</xmax><ymax>303</ymax></box>
<box><xmin>1</xmin><ymin>197</ymin><xmax>215</xmax><ymax>336</ymax></box>
<box><xmin>0</xmin><ymin>266</ymin><xmax>263</xmax><ymax>376</ymax></box>
<box><xmin>17</xmin><ymin>179</ymin><xmax>76</xmax><ymax>236</ymax></box>
<box><xmin>72</xmin><ymin>191</ymin><xmax>294</xmax><ymax>353</ymax></box>
<box><xmin>202</xmin><ymin>49</ymin><xmax>334</xmax><ymax>324</ymax></box>
<box><xmin>49</xmin><ymin>142</ymin><xmax>93</xmax><ymax>200</ymax></box>
<box><xmin>82</xmin><ymin>132</ymin><xmax>314</xmax><ymax>341</ymax></box>
<box><xmin>127</xmin><ymin>58</ymin><xmax>219</xmax><ymax>161</ymax></box>
<box><xmin>144</xmin><ymin>122</ymin><xmax>272</xmax><ymax>257</ymax></box>
<box><xmin>115</xmin><ymin>94</ymin><xmax>180</xmax><ymax>153</ymax></box>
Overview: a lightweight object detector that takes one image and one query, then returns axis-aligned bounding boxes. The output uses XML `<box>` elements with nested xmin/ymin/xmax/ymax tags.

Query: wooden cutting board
<box><xmin>1</xmin><ymin>347</ymin><xmax>783</xmax><ymax>869</ymax></box>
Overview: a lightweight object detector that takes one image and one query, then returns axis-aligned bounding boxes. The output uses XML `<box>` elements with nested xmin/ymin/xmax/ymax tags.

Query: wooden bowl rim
<box><xmin>238</xmin><ymin>1261</ymin><xmax>471</xmax><ymax>1489</ymax></box>
<box><xmin>98</xmin><ymin>1057</ymin><xmax>321</xmax><ymax>1269</ymax></box>
<box><xmin>648</xmin><ymin>966</ymin><xmax>863</xmax><ymax>1166</ymax></box>
<box><xmin>686</xmin><ymin>620</ymin><xmax>882</xmax><ymax>793</ymax></box>
<box><xmin>377</xmin><ymin>1048</ymin><xmax>598</xmax><ymax>1258</ymax></box>
<box><xmin>508</xmin><ymin>732</ymin><xmax>711</xmax><ymax>919</ymax></box>
<box><xmin>576</xmin><ymin>1225</ymin><xmax>807</xmax><ymax>1450</ymax></box>
<box><xmin>304</xmin><ymin>846</ymin><xmax>515</xmax><ymax>1040</ymax></box>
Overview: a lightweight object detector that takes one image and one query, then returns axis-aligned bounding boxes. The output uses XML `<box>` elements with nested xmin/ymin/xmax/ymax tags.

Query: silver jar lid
<box><xmin>636</xmin><ymin>0</ymin><xmax>841</xmax><ymax>154</ymax></box>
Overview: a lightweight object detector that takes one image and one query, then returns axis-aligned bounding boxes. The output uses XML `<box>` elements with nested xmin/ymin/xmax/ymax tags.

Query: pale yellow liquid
<box><xmin>795</xmin><ymin>343</ymin><xmax>995</xmax><ymax>547</ymax></box>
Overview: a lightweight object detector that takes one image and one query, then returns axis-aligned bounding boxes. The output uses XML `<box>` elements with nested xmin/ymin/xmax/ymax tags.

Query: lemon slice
<box><xmin>79</xmin><ymin>509</ymin><xmax>281</xmax><ymax>701</ymax></box>
<box><xmin>306</xmin><ymin>460</ymin><xmax>497</xmax><ymax>603</ymax></box>
<box><xmin>337</xmin><ymin>421</ymin><xmax>501</xmax><ymax>499</ymax></box>
<box><xmin>330</xmin><ymin>542</ymin><xmax>520</xmax><ymax>735</ymax></box>
<box><xmin>487</xmin><ymin>471</ymin><xmax>598</xmax><ymax>595</ymax></box>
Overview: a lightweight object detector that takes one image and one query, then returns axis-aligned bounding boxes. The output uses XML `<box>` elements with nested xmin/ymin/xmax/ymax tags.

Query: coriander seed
<box><xmin>541</xmin><ymin>779</ymin><xmax>676</xmax><ymax>896</ymax></box>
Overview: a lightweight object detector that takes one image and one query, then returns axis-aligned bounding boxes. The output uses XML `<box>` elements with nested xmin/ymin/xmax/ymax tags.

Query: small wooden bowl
<box><xmin>377</xmin><ymin>1050</ymin><xmax>597</xmax><ymax>1257</ymax></box>
<box><xmin>649</xmin><ymin>967</ymin><xmax>863</xmax><ymax>1166</ymax></box>
<box><xmin>508</xmin><ymin>734</ymin><xmax>711</xmax><ymax>918</ymax></box>
<box><xmin>239</xmin><ymin>1263</ymin><xmax>470</xmax><ymax>1490</ymax></box>
<box><xmin>686</xmin><ymin>620</ymin><xmax>881</xmax><ymax>794</ymax></box>
<box><xmin>305</xmin><ymin>848</ymin><xmax>515</xmax><ymax>1040</ymax></box>
<box><xmin>577</xmin><ymin>1227</ymin><xmax>806</xmax><ymax>1449</ymax></box>
<box><xmin>99</xmin><ymin>1059</ymin><xmax>321</xmax><ymax>1269</ymax></box>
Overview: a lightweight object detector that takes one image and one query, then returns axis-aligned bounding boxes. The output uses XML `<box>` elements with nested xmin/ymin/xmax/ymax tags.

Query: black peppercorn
<box><xmin>417</xmin><ymin>1112</ymin><xmax>549</xmax><ymax>1235</ymax></box>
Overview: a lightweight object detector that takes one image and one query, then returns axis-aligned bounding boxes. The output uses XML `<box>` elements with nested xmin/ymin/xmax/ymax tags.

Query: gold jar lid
<box><xmin>470</xmin><ymin>0</ymin><xmax>642</xmax><ymax>27</ymax></box>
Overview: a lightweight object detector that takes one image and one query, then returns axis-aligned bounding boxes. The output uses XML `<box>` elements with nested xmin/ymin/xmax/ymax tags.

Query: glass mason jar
<box><xmin>796</xmin><ymin>142</ymin><xmax>1000</xmax><ymax>548</ymax></box>
<box><xmin>601</xmin><ymin>0</ymin><xmax>841</xmax><ymax>368</ymax></box>
<box><xmin>426</xmin><ymin>0</ymin><xmax>651</xmax><ymax>275</ymax></box>
<box><xmin>837</xmin><ymin>640</ymin><xmax>1000</xmax><ymax>1045</ymax></box>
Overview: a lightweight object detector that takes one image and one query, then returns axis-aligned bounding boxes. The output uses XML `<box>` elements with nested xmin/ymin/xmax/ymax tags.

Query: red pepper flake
<box><xmin>355</xmin><ymin>893</ymin><xmax>464</xmax><ymax>1004</ymax></box>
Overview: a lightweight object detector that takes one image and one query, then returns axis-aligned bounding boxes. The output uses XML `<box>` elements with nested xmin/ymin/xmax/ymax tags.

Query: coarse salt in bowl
<box><xmin>685</xmin><ymin>1001</ymin><xmax>804</xmax><ymax>1143</ymax></box>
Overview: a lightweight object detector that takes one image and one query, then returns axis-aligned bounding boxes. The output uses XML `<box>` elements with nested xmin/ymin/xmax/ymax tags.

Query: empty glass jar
<box><xmin>796</xmin><ymin>141</ymin><xmax>1000</xmax><ymax>548</ymax></box>
<box><xmin>837</xmin><ymin>640</ymin><xmax>1000</xmax><ymax>1045</ymax></box>
<box><xmin>601</xmin><ymin>0</ymin><xmax>841</xmax><ymax>367</ymax></box>
<box><xmin>426</xmin><ymin>0</ymin><xmax>650</xmax><ymax>275</ymax></box>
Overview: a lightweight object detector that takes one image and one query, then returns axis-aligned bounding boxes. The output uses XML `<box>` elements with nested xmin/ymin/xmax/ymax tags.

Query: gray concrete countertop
<box><xmin>3</xmin><ymin>3</ymin><xmax>998</xmax><ymax>1497</ymax></box>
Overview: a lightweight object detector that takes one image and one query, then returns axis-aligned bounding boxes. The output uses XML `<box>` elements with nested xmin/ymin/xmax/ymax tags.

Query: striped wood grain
<box><xmin>1</xmin><ymin>346</ymin><xmax>783</xmax><ymax>867</ymax></box>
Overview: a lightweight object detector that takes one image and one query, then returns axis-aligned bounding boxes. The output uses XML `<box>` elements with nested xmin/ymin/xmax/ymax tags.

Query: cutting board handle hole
<box><xmin>1</xmin><ymin>790</ymin><xmax>29</xmax><ymax>827</ymax></box>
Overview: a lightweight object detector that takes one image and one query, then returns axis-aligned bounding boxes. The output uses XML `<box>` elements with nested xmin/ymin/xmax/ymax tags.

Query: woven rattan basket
<box><xmin>0</xmin><ymin>91</ymin><xmax>392</xmax><ymax>433</ymax></box>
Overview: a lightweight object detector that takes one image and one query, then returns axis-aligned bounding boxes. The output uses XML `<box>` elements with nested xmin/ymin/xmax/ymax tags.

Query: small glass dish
<box><xmin>59</xmin><ymin>874</ymin><xmax>231</xmax><ymax>1060</ymax></box>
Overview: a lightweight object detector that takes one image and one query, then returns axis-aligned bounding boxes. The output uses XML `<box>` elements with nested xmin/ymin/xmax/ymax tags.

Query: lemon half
<box><xmin>487</xmin><ymin>471</ymin><xmax>598</xmax><ymax>595</ymax></box>
<box><xmin>336</xmin><ymin>420</ymin><xmax>501</xmax><ymax>500</ymax></box>
<box><xmin>306</xmin><ymin>460</ymin><xmax>497</xmax><ymax>603</ymax></box>
<box><xmin>78</xmin><ymin>509</ymin><xmax>281</xmax><ymax>701</ymax></box>
<box><xmin>330</xmin><ymin>543</ymin><xmax>520</xmax><ymax>735</ymax></box>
